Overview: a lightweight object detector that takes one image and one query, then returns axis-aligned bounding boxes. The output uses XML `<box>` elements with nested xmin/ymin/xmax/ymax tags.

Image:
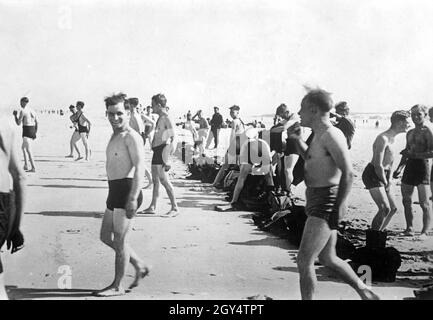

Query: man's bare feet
<box><xmin>75</xmin><ymin>156</ymin><xmax>84</xmax><ymax>161</ymax></box>
<box><xmin>418</xmin><ymin>233</ymin><xmax>428</xmax><ymax>241</ymax></box>
<box><xmin>139</xmin><ymin>207</ymin><xmax>156</xmax><ymax>215</ymax></box>
<box><xmin>23</xmin><ymin>165</ymin><xmax>29</xmax><ymax>171</ymax></box>
<box><xmin>129</xmin><ymin>266</ymin><xmax>150</xmax><ymax>289</ymax></box>
<box><xmin>27</xmin><ymin>167</ymin><xmax>35</xmax><ymax>173</ymax></box>
<box><xmin>162</xmin><ymin>208</ymin><xmax>179</xmax><ymax>218</ymax></box>
<box><xmin>360</xmin><ymin>288</ymin><xmax>381</xmax><ymax>300</ymax></box>
<box><xmin>94</xmin><ymin>285</ymin><xmax>126</xmax><ymax>297</ymax></box>
<box><xmin>401</xmin><ymin>229</ymin><xmax>415</xmax><ymax>237</ymax></box>
<box><xmin>65</xmin><ymin>154</ymin><xmax>74</xmax><ymax>158</ymax></box>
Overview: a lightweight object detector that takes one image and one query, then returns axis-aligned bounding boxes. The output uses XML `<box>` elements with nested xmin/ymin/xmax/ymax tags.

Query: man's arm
<box><xmin>286</xmin><ymin>123</ymin><xmax>308</xmax><ymax>160</ymax></box>
<box><xmin>393</xmin><ymin>134</ymin><xmax>410</xmax><ymax>178</ymax></box>
<box><xmin>13</xmin><ymin>110</ymin><xmax>23</xmax><ymax>126</ymax></box>
<box><xmin>371</xmin><ymin>135</ymin><xmax>389</xmax><ymax>185</ymax></box>
<box><xmin>324</xmin><ymin>130</ymin><xmax>353</xmax><ymax>220</ymax></box>
<box><xmin>81</xmin><ymin>114</ymin><xmax>91</xmax><ymax>131</ymax></box>
<box><xmin>125</xmin><ymin>133</ymin><xmax>145</xmax><ymax>218</ymax></box>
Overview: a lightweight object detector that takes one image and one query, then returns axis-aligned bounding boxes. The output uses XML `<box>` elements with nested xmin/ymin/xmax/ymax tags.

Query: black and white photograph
<box><xmin>1</xmin><ymin>0</ymin><xmax>433</xmax><ymax>302</ymax></box>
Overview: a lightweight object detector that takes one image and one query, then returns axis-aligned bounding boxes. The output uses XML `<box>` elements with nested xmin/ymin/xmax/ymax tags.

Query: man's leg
<box><xmin>0</xmin><ymin>257</ymin><xmax>8</xmax><ymax>300</ymax></box>
<box><xmin>368</xmin><ymin>187</ymin><xmax>391</xmax><ymax>230</ymax></box>
<box><xmin>213</xmin><ymin>153</ymin><xmax>230</xmax><ymax>187</ymax></box>
<box><xmin>24</xmin><ymin>138</ymin><xmax>35</xmax><ymax>172</ymax></box>
<box><xmin>401</xmin><ymin>183</ymin><xmax>415</xmax><ymax>235</ymax></box>
<box><xmin>417</xmin><ymin>184</ymin><xmax>432</xmax><ymax>236</ymax></box>
<box><xmin>80</xmin><ymin>133</ymin><xmax>90</xmax><ymax>160</ymax></box>
<box><xmin>21</xmin><ymin>141</ymin><xmax>28</xmax><ymax>171</ymax></box>
<box><xmin>380</xmin><ymin>189</ymin><xmax>398</xmax><ymax>231</ymax></box>
<box><xmin>158</xmin><ymin>166</ymin><xmax>179</xmax><ymax>215</ymax></box>
<box><xmin>143</xmin><ymin>165</ymin><xmax>160</xmax><ymax>213</ymax></box>
<box><xmin>230</xmin><ymin>164</ymin><xmax>251</xmax><ymax>204</ymax></box>
<box><xmin>205</xmin><ymin>128</ymin><xmax>214</xmax><ymax>149</ymax></box>
<box><xmin>214</xmin><ymin>128</ymin><xmax>219</xmax><ymax>148</ymax></box>
<box><xmin>318</xmin><ymin>229</ymin><xmax>380</xmax><ymax>300</ymax></box>
<box><xmin>297</xmin><ymin>217</ymin><xmax>334</xmax><ymax>300</ymax></box>
<box><xmin>284</xmin><ymin>154</ymin><xmax>299</xmax><ymax>193</ymax></box>
<box><xmin>143</xmin><ymin>165</ymin><xmax>153</xmax><ymax>189</ymax></box>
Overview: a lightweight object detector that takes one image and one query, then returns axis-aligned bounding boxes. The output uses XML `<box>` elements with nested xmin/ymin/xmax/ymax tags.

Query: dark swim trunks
<box><xmin>284</xmin><ymin>138</ymin><xmax>298</xmax><ymax>156</ymax></box>
<box><xmin>152</xmin><ymin>144</ymin><xmax>166</xmax><ymax>165</ymax></box>
<box><xmin>305</xmin><ymin>186</ymin><xmax>339</xmax><ymax>230</ymax></box>
<box><xmin>401</xmin><ymin>158</ymin><xmax>431</xmax><ymax>186</ymax></box>
<box><xmin>0</xmin><ymin>193</ymin><xmax>12</xmax><ymax>254</ymax></box>
<box><xmin>106</xmin><ymin>178</ymin><xmax>143</xmax><ymax>211</ymax></box>
<box><xmin>22</xmin><ymin>125</ymin><xmax>36</xmax><ymax>139</ymax></box>
<box><xmin>362</xmin><ymin>163</ymin><xmax>391</xmax><ymax>189</ymax></box>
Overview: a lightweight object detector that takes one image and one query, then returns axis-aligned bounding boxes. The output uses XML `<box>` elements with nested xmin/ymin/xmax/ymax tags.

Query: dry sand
<box><xmin>1</xmin><ymin>114</ymin><xmax>432</xmax><ymax>300</ymax></box>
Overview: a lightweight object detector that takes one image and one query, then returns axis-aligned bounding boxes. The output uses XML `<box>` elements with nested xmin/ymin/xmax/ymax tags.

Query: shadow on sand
<box><xmin>6</xmin><ymin>286</ymin><xmax>96</xmax><ymax>300</ymax></box>
<box><xmin>28</xmin><ymin>184</ymin><xmax>107</xmax><ymax>189</ymax></box>
<box><xmin>25</xmin><ymin>211</ymin><xmax>103</xmax><ymax>218</ymax></box>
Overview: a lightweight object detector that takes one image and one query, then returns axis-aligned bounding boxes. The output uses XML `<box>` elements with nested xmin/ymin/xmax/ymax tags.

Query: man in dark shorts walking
<box><xmin>393</xmin><ymin>105</ymin><xmax>433</xmax><ymax>239</ymax></box>
<box><xmin>96</xmin><ymin>93</ymin><xmax>149</xmax><ymax>297</ymax></box>
<box><xmin>288</xmin><ymin>88</ymin><xmax>379</xmax><ymax>300</ymax></box>
<box><xmin>0</xmin><ymin>121</ymin><xmax>26</xmax><ymax>300</ymax></box>
<box><xmin>362</xmin><ymin>111</ymin><xmax>410</xmax><ymax>231</ymax></box>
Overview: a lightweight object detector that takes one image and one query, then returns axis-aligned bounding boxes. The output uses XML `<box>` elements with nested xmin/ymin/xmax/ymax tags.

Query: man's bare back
<box><xmin>371</xmin><ymin>133</ymin><xmax>395</xmax><ymax>169</ymax></box>
<box><xmin>18</xmin><ymin>108</ymin><xmax>37</xmax><ymax>126</ymax></box>
<box><xmin>152</xmin><ymin>113</ymin><xmax>173</xmax><ymax>148</ymax></box>
<box><xmin>304</xmin><ymin>126</ymin><xmax>345</xmax><ymax>188</ymax></box>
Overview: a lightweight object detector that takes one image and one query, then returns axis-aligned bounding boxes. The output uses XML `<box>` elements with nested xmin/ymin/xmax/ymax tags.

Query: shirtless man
<box><xmin>212</xmin><ymin>105</ymin><xmax>246</xmax><ymax>188</ymax></box>
<box><xmin>362</xmin><ymin>111</ymin><xmax>410</xmax><ymax>231</ymax></box>
<box><xmin>141</xmin><ymin>106</ymin><xmax>157</xmax><ymax>147</ymax></box>
<box><xmin>13</xmin><ymin>97</ymin><xmax>38</xmax><ymax>172</ymax></box>
<box><xmin>128</xmin><ymin>98</ymin><xmax>152</xmax><ymax>188</ymax></box>
<box><xmin>96</xmin><ymin>93</ymin><xmax>149</xmax><ymax>297</ymax></box>
<box><xmin>141</xmin><ymin>94</ymin><xmax>178</xmax><ymax>217</ymax></box>
<box><xmin>192</xmin><ymin>110</ymin><xmax>209</xmax><ymax>155</ymax></box>
<box><xmin>75</xmin><ymin>101</ymin><xmax>91</xmax><ymax>161</ymax></box>
<box><xmin>288</xmin><ymin>88</ymin><xmax>379</xmax><ymax>300</ymax></box>
<box><xmin>393</xmin><ymin>105</ymin><xmax>433</xmax><ymax>239</ymax></box>
<box><xmin>0</xmin><ymin>121</ymin><xmax>26</xmax><ymax>300</ymax></box>
<box><xmin>66</xmin><ymin>105</ymin><xmax>82</xmax><ymax>159</ymax></box>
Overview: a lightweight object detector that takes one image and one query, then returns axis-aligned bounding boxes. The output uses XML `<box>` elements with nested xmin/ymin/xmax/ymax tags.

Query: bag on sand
<box><xmin>199</xmin><ymin>163</ymin><xmax>221</xmax><ymax>183</ymax></box>
<box><xmin>350</xmin><ymin>246</ymin><xmax>401</xmax><ymax>282</ymax></box>
<box><xmin>266</xmin><ymin>191</ymin><xmax>292</xmax><ymax>216</ymax></box>
<box><xmin>223</xmin><ymin>170</ymin><xmax>240</xmax><ymax>191</ymax></box>
<box><xmin>239</xmin><ymin>175</ymin><xmax>268</xmax><ymax>211</ymax></box>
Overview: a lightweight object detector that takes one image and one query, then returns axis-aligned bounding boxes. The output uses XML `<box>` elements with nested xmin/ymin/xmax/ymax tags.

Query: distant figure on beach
<box><xmin>0</xmin><ymin>121</ymin><xmax>26</xmax><ymax>300</ymax></box>
<box><xmin>330</xmin><ymin>101</ymin><xmax>356</xmax><ymax>149</ymax></box>
<box><xmin>75</xmin><ymin>101</ymin><xmax>92</xmax><ymax>161</ymax></box>
<box><xmin>270</xmin><ymin>104</ymin><xmax>299</xmax><ymax>194</ymax></box>
<box><xmin>13</xmin><ymin>97</ymin><xmax>38</xmax><ymax>172</ymax></box>
<box><xmin>183</xmin><ymin>112</ymin><xmax>201</xmax><ymax>155</ymax></box>
<box><xmin>375</xmin><ymin>120</ymin><xmax>380</xmax><ymax>128</ymax></box>
<box><xmin>141</xmin><ymin>94</ymin><xmax>179</xmax><ymax>217</ymax></box>
<box><xmin>192</xmin><ymin>110</ymin><xmax>209</xmax><ymax>156</ymax></box>
<box><xmin>66</xmin><ymin>104</ymin><xmax>82</xmax><ymax>159</ymax></box>
<box><xmin>212</xmin><ymin>105</ymin><xmax>246</xmax><ymax>188</ymax></box>
<box><xmin>362</xmin><ymin>111</ymin><xmax>410</xmax><ymax>231</ymax></box>
<box><xmin>141</xmin><ymin>106</ymin><xmax>157</xmax><ymax>147</ymax></box>
<box><xmin>206</xmin><ymin>107</ymin><xmax>224</xmax><ymax>149</ymax></box>
<box><xmin>96</xmin><ymin>93</ymin><xmax>149</xmax><ymax>297</ymax></box>
<box><xmin>288</xmin><ymin>88</ymin><xmax>379</xmax><ymax>300</ymax></box>
<box><xmin>128</xmin><ymin>98</ymin><xmax>153</xmax><ymax>189</ymax></box>
<box><xmin>393</xmin><ymin>105</ymin><xmax>433</xmax><ymax>239</ymax></box>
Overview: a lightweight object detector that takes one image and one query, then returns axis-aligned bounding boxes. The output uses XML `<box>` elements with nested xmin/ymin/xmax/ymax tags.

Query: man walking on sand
<box><xmin>141</xmin><ymin>94</ymin><xmax>179</xmax><ymax>217</ymax></box>
<box><xmin>75</xmin><ymin>101</ymin><xmax>92</xmax><ymax>161</ymax></box>
<box><xmin>13</xmin><ymin>97</ymin><xmax>38</xmax><ymax>172</ymax></box>
<box><xmin>362</xmin><ymin>111</ymin><xmax>410</xmax><ymax>231</ymax></box>
<box><xmin>206</xmin><ymin>106</ymin><xmax>223</xmax><ymax>149</ymax></box>
<box><xmin>0</xmin><ymin>121</ymin><xmax>26</xmax><ymax>300</ymax></box>
<box><xmin>288</xmin><ymin>88</ymin><xmax>380</xmax><ymax>300</ymax></box>
<box><xmin>96</xmin><ymin>93</ymin><xmax>149</xmax><ymax>297</ymax></box>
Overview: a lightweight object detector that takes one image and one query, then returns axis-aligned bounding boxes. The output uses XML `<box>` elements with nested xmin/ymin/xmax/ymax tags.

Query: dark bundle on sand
<box><xmin>185</xmin><ymin>155</ymin><xmax>221</xmax><ymax>183</ymax></box>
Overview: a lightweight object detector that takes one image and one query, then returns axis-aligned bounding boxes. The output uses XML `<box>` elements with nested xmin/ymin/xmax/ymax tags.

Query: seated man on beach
<box><xmin>96</xmin><ymin>93</ymin><xmax>149</xmax><ymax>297</ymax></box>
<box><xmin>216</xmin><ymin>127</ymin><xmax>274</xmax><ymax>212</ymax></box>
<box><xmin>66</xmin><ymin>104</ymin><xmax>82</xmax><ymax>159</ymax></box>
<box><xmin>75</xmin><ymin>101</ymin><xmax>92</xmax><ymax>161</ymax></box>
<box><xmin>141</xmin><ymin>94</ymin><xmax>179</xmax><ymax>217</ymax></box>
<box><xmin>13</xmin><ymin>97</ymin><xmax>38</xmax><ymax>172</ymax></box>
<box><xmin>270</xmin><ymin>104</ymin><xmax>299</xmax><ymax>194</ymax></box>
<box><xmin>212</xmin><ymin>105</ymin><xmax>246</xmax><ymax>188</ymax></box>
<box><xmin>362</xmin><ymin>111</ymin><xmax>410</xmax><ymax>231</ymax></box>
<box><xmin>288</xmin><ymin>88</ymin><xmax>379</xmax><ymax>300</ymax></box>
<box><xmin>393</xmin><ymin>105</ymin><xmax>433</xmax><ymax>239</ymax></box>
<box><xmin>0</xmin><ymin>121</ymin><xmax>26</xmax><ymax>300</ymax></box>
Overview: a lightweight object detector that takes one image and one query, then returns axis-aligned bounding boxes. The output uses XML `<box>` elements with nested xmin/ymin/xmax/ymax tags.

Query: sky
<box><xmin>2</xmin><ymin>0</ymin><xmax>433</xmax><ymax>118</ymax></box>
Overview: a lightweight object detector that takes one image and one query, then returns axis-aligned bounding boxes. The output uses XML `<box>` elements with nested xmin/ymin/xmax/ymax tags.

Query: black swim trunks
<box><xmin>22</xmin><ymin>125</ymin><xmax>36</xmax><ymax>139</ymax></box>
<box><xmin>152</xmin><ymin>144</ymin><xmax>166</xmax><ymax>165</ymax></box>
<box><xmin>305</xmin><ymin>186</ymin><xmax>339</xmax><ymax>230</ymax></box>
<box><xmin>106</xmin><ymin>178</ymin><xmax>143</xmax><ymax>211</ymax></box>
<box><xmin>284</xmin><ymin>137</ymin><xmax>298</xmax><ymax>156</ymax></box>
<box><xmin>0</xmin><ymin>192</ymin><xmax>12</xmax><ymax>251</ymax></box>
<box><xmin>401</xmin><ymin>158</ymin><xmax>431</xmax><ymax>186</ymax></box>
<box><xmin>362</xmin><ymin>162</ymin><xmax>391</xmax><ymax>189</ymax></box>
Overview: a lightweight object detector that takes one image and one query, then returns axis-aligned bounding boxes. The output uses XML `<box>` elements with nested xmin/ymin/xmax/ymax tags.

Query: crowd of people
<box><xmin>1</xmin><ymin>87</ymin><xmax>432</xmax><ymax>300</ymax></box>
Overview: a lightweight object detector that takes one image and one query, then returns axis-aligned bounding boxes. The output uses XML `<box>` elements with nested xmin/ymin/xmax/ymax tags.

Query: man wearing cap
<box><xmin>330</xmin><ymin>101</ymin><xmax>356</xmax><ymax>150</ymax></box>
<box><xmin>206</xmin><ymin>107</ymin><xmax>224</xmax><ymax>149</ymax></box>
<box><xmin>13</xmin><ymin>97</ymin><xmax>38</xmax><ymax>172</ymax></box>
<box><xmin>212</xmin><ymin>105</ymin><xmax>246</xmax><ymax>188</ymax></box>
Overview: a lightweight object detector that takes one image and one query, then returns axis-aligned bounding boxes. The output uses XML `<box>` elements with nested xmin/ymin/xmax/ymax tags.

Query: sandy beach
<box><xmin>0</xmin><ymin>112</ymin><xmax>431</xmax><ymax>300</ymax></box>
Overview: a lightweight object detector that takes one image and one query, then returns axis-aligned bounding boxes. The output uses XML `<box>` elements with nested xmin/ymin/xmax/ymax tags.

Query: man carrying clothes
<box><xmin>0</xmin><ymin>121</ymin><xmax>26</xmax><ymax>300</ymax></box>
<box><xmin>75</xmin><ymin>101</ymin><xmax>92</xmax><ymax>161</ymax></box>
<box><xmin>362</xmin><ymin>111</ymin><xmax>410</xmax><ymax>231</ymax></box>
<box><xmin>192</xmin><ymin>110</ymin><xmax>209</xmax><ymax>156</ymax></box>
<box><xmin>141</xmin><ymin>94</ymin><xmax>179</xmax><ymax>217</ymax></box>
<box><xmin>288</xmin><ymin>88</ymin><xmax>379</xmax><ymax>300</ymax></box>
<box><xmin>13</xmin><ymin>97</ymin><xmax>38</xmax><ymax>172</ymax></box>
<box><xmin>393</xmin><ymin>105</ymin><xmax>433</xmax><ymax>239</ymax></box>
<box><xmin>96</xmin><ymin>93</ymin><xmax>149</xmax><ymax>297</ymax></box>
<box><xmin>206</xmin><ymin>107</ymin><xmax>224</xmax><ymax>149</ymax></box>
<box><xmin>330</xmin><ymin>101</ymin><xmax>356</xmax><ymax>150</ymax></box>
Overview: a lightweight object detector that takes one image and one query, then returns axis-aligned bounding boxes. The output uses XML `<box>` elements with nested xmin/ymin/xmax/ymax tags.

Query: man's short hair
<box><xmin>69</xmin><ymin>104</ymin><xmax>75</xmax><ymax>110</ymax></box>
<box><xmin>104</xmin><ymin>93</ymin><xmax>128</xmax><ymax>109</ymax></box>
<box><xmin>128</xmin><ymin>97</ymin><xmax>139</xmax><ymax>107</ymax></box>
<box><xmin>303</xmin><ymin>88</ymin><xmax>333</xmax><ymax>112</ymax></box>
<box><xmin>335</xmin><ymin>101</ymin><xmax>349</xmax><ymax>115</ymax></box>
<box><xmin>275</xmin><ymin>104</ymin><xmax>287</xmax><ymax>117</ymax></box>
<box><xmin>76</xmin><ymin>101</ymin><xmax>85</xmax><ymax>108</ymax></box>
<box><xmin>390</xmin><ymin>110</ymin><xmax>410</xmax><ymax>125</ymax></box>
<box><xmin>214</xmin><ymin>106</ymin><xmax>219</xmax><ymax>111</ymax></box>
<box><xmin>21</xmin><ymin>97</ymin><xmax>29</xmax><ymax>103</ymax></box>
<box><xmin>230</xmin><ymin>105</ymin><xmax>240</xmax><ymax>111</ymax></box>
<box><xmin>411</xmin><ymin>104</ymin><xmax>428</xmax><ymax>115</ymax></box>
<box><xmin>152</xmin><ymin>93</ymin><xmax>167</xmax><ymax>108</ymax></box>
